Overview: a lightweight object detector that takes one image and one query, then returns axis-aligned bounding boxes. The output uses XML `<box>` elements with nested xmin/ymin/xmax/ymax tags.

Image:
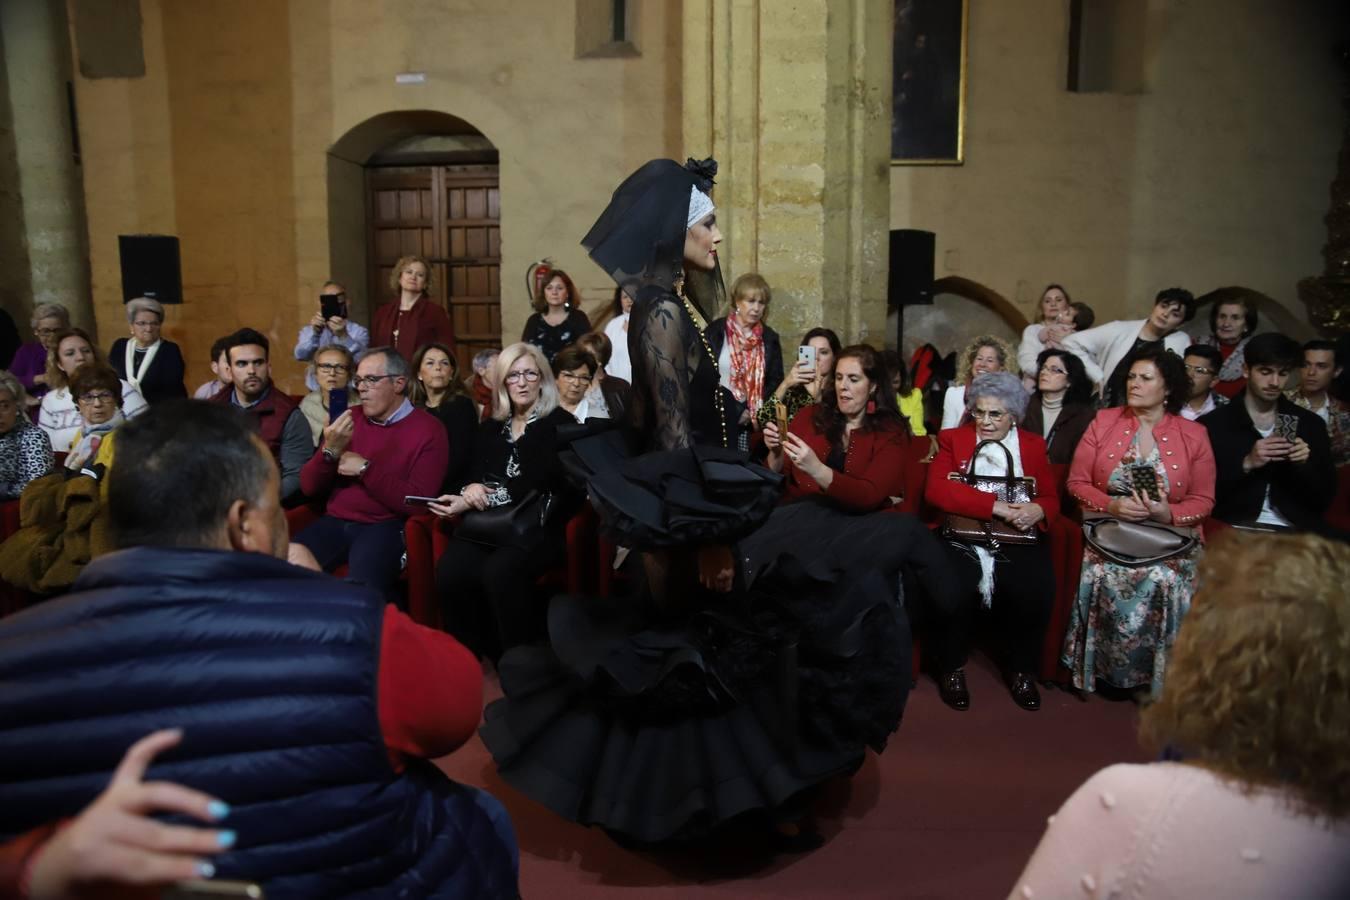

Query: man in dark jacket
<box><xmin>0</xmin><ymin>401</ymin><xmax>517</xmax><ymax>899</ymax></box>
<box><xmin>1200</xmin><ymin>333</ymin><xmax>1335</xmax><ymax>534</ymax></box>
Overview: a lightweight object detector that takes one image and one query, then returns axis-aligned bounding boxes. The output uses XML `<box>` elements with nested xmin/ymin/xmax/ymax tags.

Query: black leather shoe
<box><xmin>1008</xmin><ymin>672</ymin><xmax>1041</xmax><ymax>711</ymax></box>
<box><xmin>938</xmin><ymin>669</ymin><xmax>970</xmax><ymax>711</ymax></box>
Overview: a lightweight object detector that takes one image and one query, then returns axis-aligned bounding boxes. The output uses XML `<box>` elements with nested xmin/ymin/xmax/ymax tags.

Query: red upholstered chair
<box><xmin>1037</xmin><ymin>462</ymin><xmax>1082</xmax><ymax>684</ymax></box>
<box><xmin>403</xmin><ymin>513</ymin><xmax>442</xmax><ymax>628</ymax></box>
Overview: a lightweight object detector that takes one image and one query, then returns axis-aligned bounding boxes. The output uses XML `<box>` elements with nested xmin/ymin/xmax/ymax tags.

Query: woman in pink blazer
<box><xmin>1063</xmin><ymin>346</ymin><xmax>1215</xmax><ymax>700</ymax></box>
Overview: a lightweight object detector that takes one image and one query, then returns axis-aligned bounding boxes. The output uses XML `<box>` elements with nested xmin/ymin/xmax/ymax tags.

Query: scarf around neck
<box><xmin>725</xmin><ymin>314</ymin><xmax>766</xmax><ymax>414</ymax></box>
<box><xmin>66</xmin><ymin>411</ymin><xmax>126</xmax><ymax>471</ymax></box>
<box><xmin>124</xmin><ymin>339</ymin><xmax>162</xmax><ymax>392</ymax></box>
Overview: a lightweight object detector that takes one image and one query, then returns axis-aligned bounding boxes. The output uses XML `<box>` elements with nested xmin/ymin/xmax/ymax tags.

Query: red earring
<box><xmin>866</xmin><ymin>397</ymin><xmax>877</xmax><ymax>415</ymax></box>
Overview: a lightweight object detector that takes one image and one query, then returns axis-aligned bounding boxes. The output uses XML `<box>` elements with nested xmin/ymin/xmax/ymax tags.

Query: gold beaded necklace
<box><xmin>675</xmin><ymin>277</ymin><xmax>728</xmax><ymax>449</ymax></box>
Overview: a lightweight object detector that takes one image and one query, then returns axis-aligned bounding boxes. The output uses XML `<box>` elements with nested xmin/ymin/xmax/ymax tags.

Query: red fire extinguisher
<box><xmin>525</xmin><ymin>258</ymin><xmax>554</xmax><ymax>302</ymax></box>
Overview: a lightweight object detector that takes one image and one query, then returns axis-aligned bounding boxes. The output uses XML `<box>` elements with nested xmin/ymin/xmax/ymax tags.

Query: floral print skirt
<box><xmin>1061</xmin><ymin>543</ymin><xmax>1201</xmax><ymax>696</ymax></box>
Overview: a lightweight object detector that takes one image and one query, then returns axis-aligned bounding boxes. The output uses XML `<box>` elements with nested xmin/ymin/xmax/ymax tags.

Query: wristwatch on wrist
<box><xmin>322</xmin><ymin>446</ymin><xmax>338</xmax><ymax>463</ymax></box>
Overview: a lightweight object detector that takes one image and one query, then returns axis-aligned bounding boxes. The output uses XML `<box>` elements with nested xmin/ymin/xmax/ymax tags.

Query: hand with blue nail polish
<box><xmin>27</xmin><ymin>728</ymin><xmax>234</xmax><ymax>899</ymax></box>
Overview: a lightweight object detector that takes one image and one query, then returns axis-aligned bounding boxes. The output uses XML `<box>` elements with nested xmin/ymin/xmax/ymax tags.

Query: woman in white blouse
<box><xmin>38</xmin><ymin>328</ymin><xmax>147</xmax><ymax>453</ymax></box>
<box><xmin>601</xmin><ymin>286</ymin><xmax>633</xmax><ymax>383</ymax></box>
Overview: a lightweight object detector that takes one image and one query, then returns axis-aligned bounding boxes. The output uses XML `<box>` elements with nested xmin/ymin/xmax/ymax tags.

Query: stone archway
<box><xmin>897</xmin><ymin>275</ymin><xmax>1028</xmax><ymax>361</ymax></box>
<box><xmin>327</xmin><ymin>110</ymin><xmax>500</xmax><ymax>361</ymax></box>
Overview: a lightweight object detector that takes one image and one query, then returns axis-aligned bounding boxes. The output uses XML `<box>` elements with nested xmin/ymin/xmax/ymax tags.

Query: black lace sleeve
<box><xmin>629</xmin><ymin>295</ymin><xmax>693</xmax><ymax>452</ymax></box>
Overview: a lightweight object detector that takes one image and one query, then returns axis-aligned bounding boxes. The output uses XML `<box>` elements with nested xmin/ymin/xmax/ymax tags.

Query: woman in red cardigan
<box><xmin>1062</xmin><ymin>345</ymin><xmax>1215</xmax><ymax>701</ymax></box>
<box><xmin>926</xmin><ymin>370</ymin><xmax>1060</xmax><ymax>712</ymax></box>
<box><xmin>371</xmin><ymin>255</ymin><xmax>457</xmax><ymax>362</ymax></box>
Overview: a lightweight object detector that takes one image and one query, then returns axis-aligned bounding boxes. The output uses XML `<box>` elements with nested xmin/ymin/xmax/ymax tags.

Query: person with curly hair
<box><xmin>939</xmin><ymin>335</ymin><xmax>1017</xmax><ymax>429</ymax></box>
<box><xmin>1063</xmin><ymin>345</ymin><xmax>1215</xmax><ymax>699</ymax></box>
<box><xmin>1012</xmin><ymin>531</ymin><xmax>1350</xmax><ymax>899</ymax></box>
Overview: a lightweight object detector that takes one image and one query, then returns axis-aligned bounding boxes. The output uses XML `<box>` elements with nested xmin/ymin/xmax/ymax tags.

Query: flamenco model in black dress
<box><xmin>480</xmin><ymin>158</ymin><xmax>950</xmax><ymax>845</ymax></box>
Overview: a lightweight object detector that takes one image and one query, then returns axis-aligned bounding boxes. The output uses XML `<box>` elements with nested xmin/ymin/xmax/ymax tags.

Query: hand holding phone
<box><xmin>1276</xmin><ymin>413</ymin><xmax>1299</xmax><ymax>443</ymax></box>
<box><xmin>797</xmin><ymin>344</ymin><xmax>817</xmax><ymax>371</ymax></box>
<box><xmin>320</xmin><ymin>294</ymin><xmax>344</xmax><ymax>321</ymax></box>
<box><xmin>327</xmin><ymin>390</ymin><xmax>349</xmax><ymax>423</ymax></box>
<box><xmin>1129</xmin><ymin>463</ymin><xmax>1161</xmax><ymax>503</ymax></box>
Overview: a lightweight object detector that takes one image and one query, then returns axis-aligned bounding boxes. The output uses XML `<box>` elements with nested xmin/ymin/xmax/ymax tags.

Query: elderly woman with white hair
<box><xmin>108</xmin><ymin>297</ymin><xmax>186</xmax><ymax>405</ymax></box>
<box><xmin>926</xmin><ymin>370</ymin><xmax>1060</xmax><ymax>712</ymax></box>
<box><xmin>0</xmin><ymin>371</ymin><xmax>53</xmax><ymax>499</ymax></box>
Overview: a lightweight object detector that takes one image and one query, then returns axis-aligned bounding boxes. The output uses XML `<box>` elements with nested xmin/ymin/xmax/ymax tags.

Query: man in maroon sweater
<box><xmin>296</xmin><ymin>346</ymin><xmax>447</xmax><ymax>602</ymax></box>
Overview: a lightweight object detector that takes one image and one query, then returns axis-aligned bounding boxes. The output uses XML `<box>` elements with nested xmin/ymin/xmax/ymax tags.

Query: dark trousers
<box><xmin>931</xmin><ymin>538</ymin><xmax>1054</xmax><ymax>676</ymax></box>
<box><xmin>435</xmin><ymin>536</ymin><xmax>562</xmax><ymax>661</ymax></box>
<box><xmin>295</xmin><ymin>515</ymin><xmax>405</xmax><ymax>605</ymax></box>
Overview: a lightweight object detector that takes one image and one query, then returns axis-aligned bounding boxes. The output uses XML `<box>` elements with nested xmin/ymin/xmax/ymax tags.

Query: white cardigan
<box><xmin>1060</xmin><ymin>319</ymin><xmax>1190</xmax><ymax>388</ymax></box>
<box><xmin>39</xmin><ymin>381</ymin><xmax>148</xmax><ymax>453</ymax></box>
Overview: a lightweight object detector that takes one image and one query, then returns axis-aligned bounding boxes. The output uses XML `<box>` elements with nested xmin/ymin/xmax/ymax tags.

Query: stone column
<box><xmin>0</xmin><ymin>0</ymin><xmax>93</xmax><ymax>331</ymax></box>
<box><xmin>683</xmin><ymin>0</ymin><xmax>892</xmax><ymax>348</ymax></box>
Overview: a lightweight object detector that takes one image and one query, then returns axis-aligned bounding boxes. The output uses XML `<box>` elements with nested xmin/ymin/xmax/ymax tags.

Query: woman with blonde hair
<box><xmin>940</xmin><ymin>334</ymin><xmax>1017</xmax><ymax>429</ymax></box>
<box><xmin>428</xmin><ymin>342</ymin><xmax>579</xmax><ymax>660</ymax></box>
<box><xmin>520</xmin><ymin>268</ymin><xmax>591</xmax><ymax>363</ymax></box>
<box><xmin>1011</xmin><ymin>531</ymin><xmax>1350</xmax><ymax>899</ymax></box>
<box><xmin>704</xmin><ymin>272</ymin><xmax>784</xmax><ymax>449</ymax></box>
<box><xmin>38</xmin><ymin>328</ymin><xmax>147</xmax><ymax>453</ymax></box>
<box><xmin>371</xmin><ymin>254</ymin><xmax>456</xmax><ymax>360</ymax></box>
<box><xmin>108</xmin><ymin>297</ymin><xmax>187</xmax><ymax>404</ymax></box>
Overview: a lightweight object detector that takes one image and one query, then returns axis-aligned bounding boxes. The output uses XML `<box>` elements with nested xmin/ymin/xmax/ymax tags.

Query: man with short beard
<box><xmin>1286</xmin><ymin>340</ymin><xmax>1350</xmax><ymax>468</ymax></box>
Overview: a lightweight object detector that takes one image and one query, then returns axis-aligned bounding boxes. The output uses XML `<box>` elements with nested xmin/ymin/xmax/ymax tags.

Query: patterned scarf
<box><xmin>725</xmin><ymin>314</ymin><xmax>766</xmax><ymax>414</ymax></box>
<box><xmin>1203</xmin><ymin>334</ymin><xmax>1249</xmax><ymax>384</ymax></box>
<box><xmin>66</xmin><ymin>411</ymin><xmax>126</xmax><ymax>471</ymax></box>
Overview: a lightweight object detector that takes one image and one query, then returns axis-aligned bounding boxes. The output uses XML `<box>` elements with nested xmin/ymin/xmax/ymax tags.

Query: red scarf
<box><xmin>725</xmin><ymin>315</ymin><xmax>766</xmax><ymax>414</ymax></box>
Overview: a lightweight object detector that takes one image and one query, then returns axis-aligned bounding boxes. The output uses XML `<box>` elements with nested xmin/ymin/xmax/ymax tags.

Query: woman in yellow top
<box><xmin>882</xmin><ymin>349</ymin><xmax>926</xmax><ymax>436</ymax></box>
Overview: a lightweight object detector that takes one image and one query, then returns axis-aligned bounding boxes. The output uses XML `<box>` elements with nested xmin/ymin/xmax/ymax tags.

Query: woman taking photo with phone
<box><xmin>1063</xmin><ymin>345</ymin><xmax>1216</xmax><ymax>701</ymax></box>
<box><xmin>758</xmin><ymin>327</ymin><xmax>841</xmax><ymax>432</ymax></box>
<box><xmin>298</xmin><ymin>345</ymin><xmax>356</xmax><ymax>443</ymax></box>
<box><xmin>428</xmin><ymin>342</ymin><xmax>578</xmax><ymax>661</ymax></box>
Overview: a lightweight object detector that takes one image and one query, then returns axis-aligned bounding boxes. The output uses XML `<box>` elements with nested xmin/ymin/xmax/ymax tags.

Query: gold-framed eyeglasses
<box><xmin>504</xmin><ymin>370</ymin><xmax>542</xmax><ymax>385</ymax></box>
<box><xmin>970</xmin><ymin>409</ymin><xmax>1008</xmax><ymax>422</ymax></box>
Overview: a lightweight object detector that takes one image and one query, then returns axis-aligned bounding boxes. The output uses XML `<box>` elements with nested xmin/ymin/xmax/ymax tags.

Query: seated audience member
<box><xmin>469</xmin><ymin>348</ymin><xmax>500</xmax><ymax>421</ymax></box>
<box><xmin>1063</xmin><ymin>287</ymin><xmax>1195</xmax><ymax>406</ymax></box>
<box><xmin>294</xmin><ymin>280</ymin><xmax>370</xmax><ymax>391</ymax></box>
<box><xmin>192</xmin><ymin>335</ymin><xmax>234</xmax><ymax>400</ymax></box>
<box><xmin>1287</xmin><ymin>339</ymin><xmax>1350</xmax><ymax>467</ymax></box>
<box><xmin>1064</xmin><ymin>346</ymin><xmax>1215</xmax><ymax>700</ymax></box>
<box><xmin>429</xmin><ymin>343</ymin><xmax>577</xmax><ymax>661</ymax></box>
<box><xmin>0</xmin><ymin>401</ymin><xmax>518</xmax><ymax>898</ymax></box>
<box><xmin>1178</xmin><ymin>344</ymin><xmax>1228</xmax><ymax>421</ymax></box>
<box><xmin>1198</xmin><ymin>296</ymin><xmax>1258</xmax><ymax>399</ymax></box>
<box><xmin>1012</xmin><ymin>532</ymin><xmax>1350</xmax><ymax>900</ymax></box>
<box><xmin>63</xmin><ymin>365</ymin><xmax>128</xmax><ymax>480</ymax></box>
<box><xmin>575</xmin><ymin>331</ymin><xmax>633</xmax><ymax>421</ymax></box>
<box><xmin>602</xmin><ymin>285</ymin><xmax>634</xmax><ymax>382</ymax></box>
<box><xmin>410</xmin><ymin>342</ymin><xmax>477</xmax><ymax>492</ymax></box>
<box><xmin>297</xmin><ymin>347</ymin><xmax>447</xmax><ymax>603</ymax></box>
<box><xmin>1021</xmin><ymin>348</ymin><xmax>1095</xmax><ymax>465</ymax></box>
<box><xmin>0</xmin><ymin>365</ymin><xmax>128</xmax><ymax>592</ymax></box>
<box><xmin>1200</xmin><ymin>333</ymin><xmax>1335</xmax><ymax>533</ymax></box>
<box><xmin>109</xmin><ymin>297</ymin><xmax>187</xmax><ymax>405</ymax></box>
<box><xmin>209</xmin><ymin>328</ymin><xmax>312</xmax><ymax>505</ymax></box>
<box><xmin>1017</xmin><ymin>284</ymin><xmax>1076</xmax><ymax>381</ymax></box>
<box><xmin>0</xmin><ymin>309</ymin><xmax>16</xmax><ymax>371</ymax></box>
<box><xmin>926</xmin><ymin>371</ymin><xmax>1059</xmax><ymax>711</ymax></box>
<box><xmin>881</xmin><ymin>349</ymin><xmax>926</xmax><ymax>437</ymax></box>
<box><xmin>10</xmin><ymin>302</ymin><xmax>69</xmax><ymax>407</ymax></box>
<box><xmin>521</xmin><ymin>268</ymin><xmax>590</xmax><ymax>362</ymax></box>
<box><xmin>552</xmin><ymin>345</ymin><xmax>600</xmax><ymax>422</ymax></box>
<box><xmin>38</xmin><ymin>328</ymin><xmax>147</xmax><ymax>453</ymax></box>
<box><xmin>299</xmin><ymin>344</ymin><xmax>357</xmax><ymax>443</ymax></box>
<box><xmin>764</xmin><ymin>344</ymin><xmax>911</xmax><ymax>503</ymax></box>
<box><xmin>0</xmin><ymin>372</ymin><xmax>53</xmax><ymax>500</ymax></box>
<box><xmin>705</xmin><ymin>273</ymin><xmax>785</xmax><ymax>449</ymax></box>
<box><xmin>940</xmin><ymin>335</ymin><xmax>1016</xmax><ymax>429</ymax></box>
<box><xmin>759</xmin><ymin>327</ymin><xmax>842</xmax><ymax>429</ymax></box>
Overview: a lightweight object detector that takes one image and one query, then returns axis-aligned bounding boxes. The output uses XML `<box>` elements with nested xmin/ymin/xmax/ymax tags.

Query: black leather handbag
<box><xmin>940</xmin><ymin>439</ymin><xmax>1039</xmax><ymax>548</ymax></box>
<box><xmin>453</xmin><ymin>490</ymin><xmax>554</xmax><ymax>548</ymax></box>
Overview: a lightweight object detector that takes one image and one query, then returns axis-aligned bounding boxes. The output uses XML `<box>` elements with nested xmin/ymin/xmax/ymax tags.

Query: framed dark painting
<box><xmin>891</xmin><ymin>0</ymin><xmax>968</xmax><ymax>165</ymax></box>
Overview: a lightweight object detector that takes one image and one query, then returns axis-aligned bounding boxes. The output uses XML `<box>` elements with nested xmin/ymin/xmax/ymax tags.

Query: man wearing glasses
<box><xmin>1179</xmin><ymin>344</ymin><xmax>1229</xmax><ymax>421</ymax></box>
<box><xmin>296</xmin><ymin>347</ymin><xmax>447</xmax><ymax>604</ymax></box>
<box><xmin>210</xmin><ymin>328</ymin><xmax>313</xmax><ymax>505</ymax></box>
<box><xmin>293</xmin><ymin>281</ymin><xmax>370</xmax><ymax>391</ymax></box>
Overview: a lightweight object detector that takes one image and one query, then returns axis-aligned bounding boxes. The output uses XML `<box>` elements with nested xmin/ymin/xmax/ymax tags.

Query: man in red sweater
<box><xmin>296</xmin><ymin>346</ymin><xmax>447</xmax><ymax>603</ymax></box>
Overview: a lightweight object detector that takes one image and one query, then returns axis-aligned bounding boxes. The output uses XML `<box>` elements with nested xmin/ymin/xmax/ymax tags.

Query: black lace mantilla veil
<box><xmin>581</xmin><ymin>157</ymin><xmax>729</xmax><ymax>452</ymax></box>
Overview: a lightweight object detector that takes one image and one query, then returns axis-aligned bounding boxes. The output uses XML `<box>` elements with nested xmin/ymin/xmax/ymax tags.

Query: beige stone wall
<box><xmin>891</xmin><ymin>0</ymin><xmax>1344</xmax><ymax>342</ymax></box>
<box><xmin>68</xmin><ymin>0</ymin><xmax>684</xmax><ymax>393</ymax></box>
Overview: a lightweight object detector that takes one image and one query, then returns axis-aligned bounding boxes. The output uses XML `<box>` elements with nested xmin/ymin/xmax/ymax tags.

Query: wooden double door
<box><xmin>367</xmin><ymin>164</ymin><xmax>502</xmax><ymax>369</ymax></box>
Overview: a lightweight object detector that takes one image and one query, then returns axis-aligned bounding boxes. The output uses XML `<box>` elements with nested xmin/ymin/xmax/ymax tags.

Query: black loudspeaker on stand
<box><xmin>118</xmin><ymin>235</ymin><xmax>182</xmax><ymax>305</ymax></box>
<box><xmin>888</xmin><ymin>229</ymin><xmax>935</xmax><ymax>350</ymax></box>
